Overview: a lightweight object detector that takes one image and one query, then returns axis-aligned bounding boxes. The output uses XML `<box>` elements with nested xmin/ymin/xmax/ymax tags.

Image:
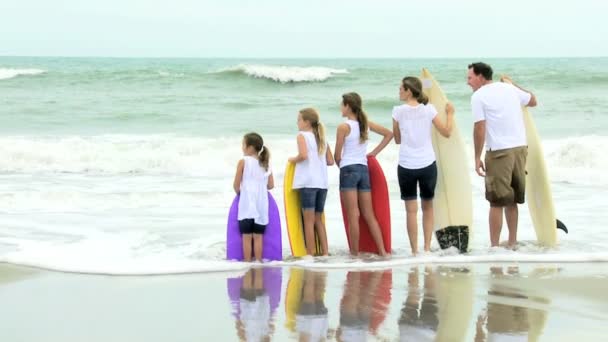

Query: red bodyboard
<box><xmin>340</xmin><ymin>156</ymin><xmax>391</xmax><ymax>254</ymax></box>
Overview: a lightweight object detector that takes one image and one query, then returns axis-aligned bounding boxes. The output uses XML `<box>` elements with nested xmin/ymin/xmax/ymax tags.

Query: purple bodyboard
<box><xmin>227</xmin><ymin>267</ymin><xmax>282</xmax><ymax>318</ymax></box>
<box><xmin>226</xmin><ymin>192</ymin><xmax>282</xmax><ymax>261</ymax></box>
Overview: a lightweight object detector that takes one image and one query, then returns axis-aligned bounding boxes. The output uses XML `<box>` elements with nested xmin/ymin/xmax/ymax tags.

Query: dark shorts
<box><xmin>484</xmin><ymin>146</ymin><xmax>527</xmax><ymax>207</ymax></box>
<box><xmin>339</xmin><ymin>164</ymin><xmax>371</xmax><ymax>192</ymax></box>
<box><xmin>299</xmin><ymin>188</ymin><xmax>328</xmax><ymax>212</ymax></box>
<box><xmin>298</xmin><ymin>301</ymin><xmax>328</xmax><ymax>316</ymax></box>
<box><xmin>397</xmin><ymin>162</ymin><xmax>437</xmax><ymax>201</ymax></box>
<box><xmin>238</xmin><ymin>219</ymin><xmax>266</xmax><ymax>235</ymax></box>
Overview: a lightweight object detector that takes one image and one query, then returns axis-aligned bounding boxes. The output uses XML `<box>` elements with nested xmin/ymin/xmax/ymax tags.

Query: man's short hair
<box><xmin>468</xmin><ymin>62</ymin><xmax>493</xmax><ymax>80</ymax></box>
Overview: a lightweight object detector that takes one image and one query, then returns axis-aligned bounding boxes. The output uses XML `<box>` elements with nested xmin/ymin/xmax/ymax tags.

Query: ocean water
<box><xmin>1</xmin><ymin>57</ymin><xmax>607</xmax><ymax>274</ymax></box>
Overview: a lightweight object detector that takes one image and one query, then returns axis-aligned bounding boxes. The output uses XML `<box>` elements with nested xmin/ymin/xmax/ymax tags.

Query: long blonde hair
<box><xmin>299</xmin><ymin>107</ymin><xmax>326</xmax><ymax>155</ymax></box>
<box><xmin>342</xmin><ymin>92</ymin><xmax>368</xmax><ymax>143</ymax></box>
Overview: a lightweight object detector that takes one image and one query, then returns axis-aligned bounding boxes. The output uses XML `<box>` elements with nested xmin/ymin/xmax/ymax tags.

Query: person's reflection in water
<box><xmin>398</xmin><ymin>266</ymin><xmax>439</xmax><ymax>341</ymax></box>
<box><xmin>336</xmin><ymin>271</ymin><xmax>385</xmax><ymax>342</ymax></box>
<box><xmin>296</xmin><ymin>270</ymin><xmax>329</xmax><ymax>342</ymax></box>
<box><xmin>236</xmin><ymin>268</ymin><xmax>275</xmax><ymax>342</ymax></box>
<box><xmin>475</xmin><ymin>266</ymin><xmax>546</xmax><ymax>342</ymax></box>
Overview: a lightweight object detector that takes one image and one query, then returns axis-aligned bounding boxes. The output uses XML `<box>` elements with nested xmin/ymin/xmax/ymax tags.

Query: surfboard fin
<box><xmin>435</xmin><ymin>226</ymin><xmax>469</xmax><ymax>253</ymax></box>
<box><xmin>556</xmin><ymin>219</ymin><xmax>568</xmax><ymax>233</ymax></box>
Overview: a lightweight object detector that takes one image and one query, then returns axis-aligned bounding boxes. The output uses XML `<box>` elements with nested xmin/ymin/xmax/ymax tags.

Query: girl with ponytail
<box><xmin>289</xmin><ymin>108</ymin><xmax>334</xmax><ymax>256</ymax></box>
<box><xmin>233</xmin><ymin>132</ymin><xmax>275</xmax><ymax>262</ymax></box>
<box><xmin>392</xmin><ymin>76</ymin><xmax>454</xmax><ymax>255</ymax></box>
<box><xmin>335</xmin><ymin>92</ymin><xmax>393</xmax><ymax>257</ymax></box>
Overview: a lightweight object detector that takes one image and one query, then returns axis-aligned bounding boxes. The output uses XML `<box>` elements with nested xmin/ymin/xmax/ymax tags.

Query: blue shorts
<box><xmin>397</xmin><ymin>162</ymin><xmax>437</xmax><ymax>201</ymax></box>
<box><xmin>339</xmin><ymin>164</ymin><xmax>371</xmax><ymax>192</ymax></box>
<box><xmin>299</xmin><ymin>188</ymin><xmax>328</xmax><ymax>212</ymax></box>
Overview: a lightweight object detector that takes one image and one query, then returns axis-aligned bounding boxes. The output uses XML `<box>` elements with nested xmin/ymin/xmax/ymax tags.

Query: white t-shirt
<box><xmin>471</xmin><ymin>82</ymin><xmax>531</xmax><ymax>151</ymax></box>
<box><xmin>238</xmin><ymin>156</ymin><xmax>271</xmax><ymax>225</ymax></box>
<box><xmin>296</xmin><ymin>314</ymin><xmax>328</xmax><ymax>341</ymax></box>
<box><xmin>340</xmin><ymin>120</ymin><xmax>368</xmax><ymax>168</ymax></box>
<box><xmin>240</xmin><ymin>294</ymin><xmax>271</xmax><ymax>341</ymax></box>
<box><xmin>399</xmin><ymin>324</ymin><xmax>436</xmax><ymax>341</ymax></box>
<box><xmin>392</xmin><ymin>103</ymin><xmax>438</xmax><ymax>169</ymax></box>
<box><xmin>488</xmin><ymin>332</ymin><xmax>528</xmax><ymax>342</ymax></box>
<box><xmin>339</xmin><ymin>325</ymin><xmax>368</xmax><ymax>342</ymax></box>
<box><xmin>293</xmin><ymin>131</ymin><xmax>329</xmax><ymax>189</ymax></box>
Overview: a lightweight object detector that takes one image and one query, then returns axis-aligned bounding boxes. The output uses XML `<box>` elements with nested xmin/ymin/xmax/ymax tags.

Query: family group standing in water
<box><xmin>233</xmin><ymin>62</ymin><xmax>537</xmax><ymax>262</ymax></box>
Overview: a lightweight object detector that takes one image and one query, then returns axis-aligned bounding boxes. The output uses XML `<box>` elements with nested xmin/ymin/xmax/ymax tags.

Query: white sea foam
<box><xmin>3</xmin><ymin>238</ymin><xmax>608</xmax><ymax>275</ymax></box>
<box><xmin>0</xmin><ymin>68</ymin><xmax>46</xmax><ymax>80</ymax></box>
<box><xmin>217</xmin><ymin>64</ymin><xmax>348</xmax><ymax>83</ymax></box>
<box><xmin>0</xmin><ymin>134</ymin><xmax>606</xmax><ymax>275</ymax></box>
<box><xmin>544</xmin><ymin>135</ymin><xmax>608</xmax><ymax>185</ymax></box>
<box><xmin>1</xmin><ymin>134</ymin><xmax>606</xmax><ymax>185</ymax></box>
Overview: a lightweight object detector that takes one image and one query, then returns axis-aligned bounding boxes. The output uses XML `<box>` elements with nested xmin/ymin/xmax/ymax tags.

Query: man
<box><xmin>467</xmin><ymin>62</ymin><xmax>537</xmax><ymax>248</ymax></box>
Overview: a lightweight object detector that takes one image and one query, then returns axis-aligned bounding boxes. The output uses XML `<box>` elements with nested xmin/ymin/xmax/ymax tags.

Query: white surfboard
<box><xmin>435</xmin><ymin>267</ymin><xmax>475</xmax><ymax>341</ymax></box>
<box><xmin>522</xmin><ymin>107</ymin><xmax>558</xmax><ymax>247</ymax></box>
<box><xmin>421</xmin><ymin>68</ymin><xmax>474</xmax><ymax>252</ymax></box>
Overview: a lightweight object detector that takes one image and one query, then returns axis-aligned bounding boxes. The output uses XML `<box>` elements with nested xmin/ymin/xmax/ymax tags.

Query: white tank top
<box><xmin>293</xmin><ymin>131</ymin><xmax>328</xmax><ymax>189</ymax></box>
<box><xmin>237</xmin><ymin>156</ymin><xmax>271</xmax><ymax>225</ymax></box>
<box><xmin>340</xmin><ymin>120</ymin><xmax>368</xmax><ymax>168</ymax></box>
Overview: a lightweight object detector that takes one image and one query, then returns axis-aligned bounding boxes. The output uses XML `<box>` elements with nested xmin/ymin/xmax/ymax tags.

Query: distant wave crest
<box><xmin>0</xmin><ymin>68</ymin><xmax>46</xmax><ymax>80</ymax></box>
<box><xmin>217</xmin><ymin>64</ymin><xmax>348</xmax><ymax>83</ymax></box>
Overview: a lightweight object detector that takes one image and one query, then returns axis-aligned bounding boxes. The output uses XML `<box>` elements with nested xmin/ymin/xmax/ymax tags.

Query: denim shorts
<box><xmin>299</xmin><ymin>188</ymin><xmax>328</xmax><ymax>212</ymax></box>
<box><xmin>397</xmin><ymin>162</ymin><xmax>437</xmax><ymax>200</ymax></box>
<box><xmin>339</xmin><ymin>164</ymin><xmax>371</xmax><ymax>192</ymax></box>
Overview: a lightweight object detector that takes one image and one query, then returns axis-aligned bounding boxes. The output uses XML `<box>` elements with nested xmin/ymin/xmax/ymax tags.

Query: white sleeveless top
<box><xmin>340</xmin><ymin>120</ymin><xmax>368</xmax><ymax>168</ymax></box>
<box><xmin>293</xmin><ymin>131</ymin><xmax>328</xmax><ymax>189</ymax></box>
<box><xmin>238</xmin><ymin>156</ymin><xmax>271</xmax><ymax>225</ymax></box>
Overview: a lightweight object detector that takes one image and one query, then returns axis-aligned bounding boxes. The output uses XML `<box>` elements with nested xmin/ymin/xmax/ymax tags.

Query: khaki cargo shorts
<box><xmin>484</xmin><ymin>146</ymin><xmax>527</xmax><ymax>207</ymax></box>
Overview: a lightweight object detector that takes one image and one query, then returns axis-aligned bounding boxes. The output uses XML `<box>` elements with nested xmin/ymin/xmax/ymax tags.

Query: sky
<box><xmin>1</xmin><ymin>0</ymin><xmax>607</xmax><ymax>58</ymax></box>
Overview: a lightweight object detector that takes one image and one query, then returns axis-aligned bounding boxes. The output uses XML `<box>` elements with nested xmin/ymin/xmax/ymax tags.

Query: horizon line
<box><xmin>1</xmin><ymin>54</ymin><xmax>607</xmax><ymax>60</ymax></box>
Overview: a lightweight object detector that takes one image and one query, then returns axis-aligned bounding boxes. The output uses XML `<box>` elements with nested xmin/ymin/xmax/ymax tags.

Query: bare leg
<box><xmin>342</xmin><ymin>271</ymin><xmax>361</xmax><ymax>314</ymax></box>
<box><xmin>505</xmin><ymin>204</ymin><xmax>518</xmax><ymax>248</ymax></box>
<box><xmin>406</xmin><ymin>267</ymin><xmax>420</xmax><ymax>306</ymax></box>
<box><xmin>405</xmin><ymin>200</ymin><xmax>418</xmax><ymax>255</ymax></box>
<box><xmin>358</xmin><ymin>191</ymin><xmax>388</xmax><ymax>256</ymax></box>
<box><xmin>314</xmin><ymin>213</ymin><xmax>329</xmax><ymax>256</ymax></box>
<box><xmin>253</xmin><ymin>234</ymin><xmax>263</xmax><ymax>262</ymax></box>
<box><xmin>421</xmin><ymin>200</ymin><xmax>434</xmax><ymax>252</ymax></box>
<box><xmin>314</xmin><ymin>271</ymin><xmax>327</xmax><ymax>302</ymax></box>
<box><xmin>341</xmin><ymin>190</ymin><xmax>360</xmax><ymax>256</ymax></box>
<box><xmin>489</xmin><ymin>206</ymin><xmax>504</xmax><ymax>247</ymax></box>
<box><xmin>301</xmin><ymin>270</ymin><xmax>316</xmax><ymax>304</ymax></box>
<box><xmin>242</xmin><ymin>234</ymin><xmax>253</xmax><ymax>262</ymax></box>
<box><xmin>253</xmin><ymin>267</ymin><xmax>263</xmax><ymax>290</ymax></box>
<box><xmin>302</xmin><ymin>209</ymin><xmax>316</xmax><ymax>256</ymax></box>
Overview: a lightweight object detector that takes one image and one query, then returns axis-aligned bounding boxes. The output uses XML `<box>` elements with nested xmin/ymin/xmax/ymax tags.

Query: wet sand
<box><xmin>1</xmin><ymin>262</ymin><xmax>607</xmax><ymax>341</ymax></box>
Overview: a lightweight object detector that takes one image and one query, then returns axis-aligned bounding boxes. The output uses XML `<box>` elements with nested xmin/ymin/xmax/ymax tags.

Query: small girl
<box><xmin>233</xmin><ymin>132</ymin><xmax>274</xmax><ymax>262</ymax></box>
<box><xmin>288</xmin><ymin>108</ymin><xmax>334</xmax><ymax>256</ymax></box>
<box><xmin>392</xmin><ymin>76</ymin><xmax>454</xmax><ymax>255</ymax></box>
<box><xmin>335</xmin><ymin>92</ymin><xmax>393</xmax><ymax>257</ymax></box>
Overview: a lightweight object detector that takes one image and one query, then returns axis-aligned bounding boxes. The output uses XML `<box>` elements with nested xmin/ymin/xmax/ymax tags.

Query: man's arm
<box><xmin>500</xmin><ymin>75</ymin><xmax>537</xmax><ymax>107</ymax></box>
<box><xmin>474</xmin><ymin>121</ymin><xmax>486</xmax><ymax>177</ymax></box>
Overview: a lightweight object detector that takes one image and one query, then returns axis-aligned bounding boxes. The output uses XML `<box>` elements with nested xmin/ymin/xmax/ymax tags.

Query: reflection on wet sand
<box><xmin>475</xmin><ymin>266</ymin><xmax>551</xmax><ymax>342</ymax></box>
<box><xmin>398</xmin><ymin>267</ymin><xmax>439</xmax><ymax>341</ymax></box>
<box><xmin>284</xmin><ymin>269</ymin><xmax>330</xmax><ymax>342</ymax></box>
<box><xmin>227</xmin><ymin>267</ymin><xmax>282</xmax><ymax>342</ymax></box>
<box><xmin>0</xmin><ymin>264</ymin><xmax>37</xmax><ymax>286</ymax></box>
<box><xmin>336</xmin><ymin>270</ymin><xmax>392</xmax><ymax>341</ymax></box>
<box><xmin>398</xmin><ymin>266</ymin><xmax>474</xmax><ymax>342</ymax></box>
<box><xmin>222</xmin><ymin>265</ymin><xmax>607</xmax><ymax>341</ymax></box>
